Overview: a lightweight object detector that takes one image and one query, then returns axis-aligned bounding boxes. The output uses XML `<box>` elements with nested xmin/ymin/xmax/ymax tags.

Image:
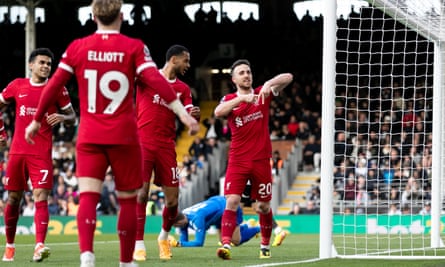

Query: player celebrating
<box><xmin>24</xmin><ymin>1</ymin><xmax>199</xmax><ymax>266</ymax></box>
<box><xmin>170</xmin><ymin>195</ymin><xmax>260</xmax><ymax>247</ymax></box>
<box><xmin>214</xmin><ymin>59</ymin><xmax>293</xmax><ymax>260</ymax></box>
<box><xmin>133</xmin><ymin>44</ymin><xmax>200</xmax><ymax>261</ymax></box>
<box><xmin>1</xmin><ymin>48</ymin><xmax>76</xmax><ymax>262</ymax></box>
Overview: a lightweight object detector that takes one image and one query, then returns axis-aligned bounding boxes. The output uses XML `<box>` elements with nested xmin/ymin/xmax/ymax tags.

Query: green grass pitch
<box><xmin>1</xmin><ymin>234</ymin><xmax>445</xmax><ymax>267</ymax></box>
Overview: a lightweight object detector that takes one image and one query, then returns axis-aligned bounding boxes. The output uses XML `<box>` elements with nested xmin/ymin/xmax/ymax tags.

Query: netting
<box><xmin>328</xmin><ymin>0</ymin><xmax>445</xmax><ymax>258</ymax></box>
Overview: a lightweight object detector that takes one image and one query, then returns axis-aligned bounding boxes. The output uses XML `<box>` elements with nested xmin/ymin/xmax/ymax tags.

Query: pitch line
<box><xmin>244</xmin><ymin>257</ymin><xmax>321</xmax><ymax>267</ymax></box>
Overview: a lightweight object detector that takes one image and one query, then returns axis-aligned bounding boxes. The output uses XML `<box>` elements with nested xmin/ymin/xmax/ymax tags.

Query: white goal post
<box><xmin>320</xmin><ymin>0</ymin><xmax>445</xmax><ymax>259</ymax></box>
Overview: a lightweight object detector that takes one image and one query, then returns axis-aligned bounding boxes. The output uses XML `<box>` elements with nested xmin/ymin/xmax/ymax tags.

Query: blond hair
<box><xmin>92</xmin><ymin>0</ymin><xmax>122</xmax><ymax>25</ymax></box>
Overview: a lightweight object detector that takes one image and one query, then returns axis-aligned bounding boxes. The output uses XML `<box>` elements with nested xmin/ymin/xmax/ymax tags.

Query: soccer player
<box><xmin>133</xmin><ymin>44</ymin><xmax>200</xmax><ymax>261</ymax></box>
<box><xmin>214</xmin><ymin>59</ymin><xmax>293</xmax><ymax>260</ymax></box>
<box><xmin>24</xmin><ymin>1</ymin><xmax>199</xmax><ymax>266</ymax></box>
<box><xmin>1</xmin><ymin>47</ymin><xmax>76</xmax><ymax>262</ymax></box>
<box><xmin>170</xmin><ymin>195</ymin><xmax>260</xmax><ymax>247</ymax></box>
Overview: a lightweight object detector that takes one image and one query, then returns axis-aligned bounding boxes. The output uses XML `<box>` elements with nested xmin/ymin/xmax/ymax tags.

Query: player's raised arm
<box><xmin>214</xmin><ymin>94</ymin><xmax>257</xmax><ymax>118</ymax></box>
<box><xmin>258</xmin><ymin>73</ymin><xmax>293</xmax><ymax>103</ymax></box>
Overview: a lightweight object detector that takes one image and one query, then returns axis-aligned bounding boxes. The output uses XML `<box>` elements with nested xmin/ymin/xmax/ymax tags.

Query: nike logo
<box><xmin>18</xmin><ymin>94</ymin><xmax>28</xmax><ymax>98</ymax></box>
<box><xmin>38</xmin><ymin>181</ymin><xmax>47</xmax><ymax>185</ymax></box>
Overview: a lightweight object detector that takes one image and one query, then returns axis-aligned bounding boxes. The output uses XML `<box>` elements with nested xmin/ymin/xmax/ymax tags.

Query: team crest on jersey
<box><xmin>226</xmin><ymin>182</ymin><xmax>231</xmax><ymax>191</ymax></box>
<box><xmin>152</xmin><ymin>94</ymin><xmax>169</xmax><ymax>108</ymax></box>
<box><xmin>235</xmin><ymin>116</ymin><xmax>243</xmax><ymax>127</ymax></box>
<box><xmin>19</xmin><ymin>105</ymin><xmax>36</xmax><ymax>116</ymax></box>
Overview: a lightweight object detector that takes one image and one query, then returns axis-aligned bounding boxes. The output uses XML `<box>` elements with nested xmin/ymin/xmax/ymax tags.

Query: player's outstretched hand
<box><xmin>46</xmin><ymin>113</ymin><xmax>65</xmax><ymax>127</ymax></box>
<box><xmin>189</xmin><ymin>106</ymin><xmax>201</xmax><ymax>122</ymax></box>
<box><xmin>179</xmin><ymin>113</ymin><xmax>200</xmax><ymax>136</ymax></box>
<box><xmin>25</xmin><ymin>120</ymin><xmax>41</xmax><ymax>144</ymax></box>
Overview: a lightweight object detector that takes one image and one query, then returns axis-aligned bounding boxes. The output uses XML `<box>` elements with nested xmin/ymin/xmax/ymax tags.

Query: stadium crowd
<box><xmin>0</xmin><ymin>4</ymin><xmax>435</xmax><ymax>217</ymax></box>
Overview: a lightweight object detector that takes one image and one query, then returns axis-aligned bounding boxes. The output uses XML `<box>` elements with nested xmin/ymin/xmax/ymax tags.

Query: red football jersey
<box><xmin>0</xmin><ymin>78</ymin><xmax>72</xmax><ymax>156</ymax></box>
<box><xmin>221</xmin><ymin>86</ymin><xmax>272</xmax><ymax>161</ymax></box>
<box><xmin>137</xmin><ymin>73</ymin><xmax>193</xmax><ymax>147</ymax></box>
<box><xmin>57</xmin><ymin>30</ymin><xmax>158</xmax><ymax>145</ymax></box>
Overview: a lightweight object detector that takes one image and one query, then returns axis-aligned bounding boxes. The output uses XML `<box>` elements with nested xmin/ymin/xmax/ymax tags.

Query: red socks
<box><xmin>117</xmin><ymin>196</ymin><xmax>137</xmax><ymax>263</ymax></box>
<box><xmin>220</xmin><ymin>209</ymin><xmax>237</xmax><ymax>246</ymax></box>
<box><xmin>259</xmin><ymin>209</ymin><xmax>273</xmax><ymax>246</ymax></box>
<box><xmin>34</xmin><ymin>200</ymin><xmax>49</xmax><ymax>244</ymax></box>
<box><xmin>4</xmin><ymin>203</ymin><xmax>19</xmax><ymax>244</ymax></box>
<box><xmin>135</xmin><ymin>201</ymin><xmax>147</xmax><ymax>240</ymax></box>
<box><xmin>161</xmin><ymin>205</ymin><xmax>178</xmax><ymax>232</ymax></box>
<box><xmin>77</xmin><ymin>192</ymin><xmax>101</xmax><ymax>253</ymax></box>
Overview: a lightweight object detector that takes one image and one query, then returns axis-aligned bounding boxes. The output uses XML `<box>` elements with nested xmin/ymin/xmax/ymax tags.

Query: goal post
<box><xmin>320</xmin><ymin>0</ymin><xmax>445</xmax><ymax>259</ymax></box>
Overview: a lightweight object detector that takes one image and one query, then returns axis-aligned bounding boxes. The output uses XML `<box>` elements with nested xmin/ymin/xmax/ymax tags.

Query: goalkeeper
<box><xmin>170</xmin><ymin>195</ymin><xmax>260</xmax><ymax>247</ymax></box>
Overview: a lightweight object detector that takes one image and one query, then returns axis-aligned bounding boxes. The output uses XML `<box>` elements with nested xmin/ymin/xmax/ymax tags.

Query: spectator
<box><xmin>289</xmin><ymin>202</ymin><xmax>301</xmax><ymax>215</ymax></box>
<box><xmin>307</xmin><ymin>185</ymin><xmax>320</xmax><ymax>203</ymax></box>
<box><xmin>22</xmin><ymin>199</ymin><xmax>36</xmax><ymax>216</ymax></box>
<box><xmin>188</xmin><ymin>136</ymin><xmax>206</xmax><ymax>161</ymax></box>
<box><xmin>388</xmin><ymin>203</ymin><xmax>401</xmax><ymax>215</ymax></box>
<box><xmin>303</xmin><ymin>200</ymin><xmax>319</xmax><ymax>214</ymax></box>
<box><xmin>302</xmin><ymin>135</ymin><xmax>321</xmax><ymax>172</ymax></box>
<box><xmin>101</xmin><ymin>171</ymin><xmax>118</xmax><ymax>215</ymax></box>
<box><xmin>270</xmin><ymin>150</ymin><xmax>283</xmax><ymax>176</ymax></box>
<box><xmin>47</xmin><ymin>195</ymin><xmax>59</xmax><ymax>215</ymax></box>
<box><xmin>287</xmin><ymin>114</ymin><xmax>299</xmax><ymax>137</ymax></box>
<box><xmin>296</xmin><ymin>121</ymin><xmax>311</xmax><ymax>144</ymax></box>
<box><xmin>220</xmin><ymin>118</ymin><xmax>231</xmax><ymax>141</ymax></box>
<box><xmin>334</xmin><ymin>132</ymin><xmax>353</xmax><ymax>166</ymax></box>
<box><xmin>401</xmin><ymin>204</ymin><xmax>411</xmax><ymax>214</ymax></box>
<box><xmin>203</xmin><ymin>115</ymin><xmax>222</xmax><ymax>140</ymax></box>
<box><xmin>418</xmin><ymin>202</ymin><xmax>431</xmax><ymax>215</ymax></box>
<box><xmin>63</xmin><ymin>168</ymin><xmax>78</xmax><ymax>190</ymax></box>
<box><xmin>343</xmin><ymin>176</ymin><xmax>357</xmax><ymax>201</ymax></box>
<box><xmin>194</xmin><ymin>4</ymin><xmax>206</xmax><ymax>24</ymax></box>
<box><xmin>130</xmin><ymin>0</ymin><xmax>147</xmax><ymax>26</ymax></box>
<box><xmin>204</xmin><ymin>137</ymin><xmax>218</xmax><ymax>158</ymax></box>
<box><xmin>67</xmin><ymin>195</ymin><xmax>79</xmax><ymax>216</ymax></box>
<box><xmin>280</xmin><ymin>124</ymin><xmax>295</xmax><ymax>140</ymax></box>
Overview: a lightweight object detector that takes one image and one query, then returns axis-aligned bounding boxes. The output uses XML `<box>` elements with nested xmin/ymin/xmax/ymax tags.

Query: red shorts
<box><xmin>141</xmin><ymin>143</ymin><xmax>178</xmax><ymax>187</ymax></box>
<box><xmin>224</xmin><ymin>158</ymin><xmax>272</xmax><ymax>202</ymax></box>
<box><xmin>5</xmin><ymin>154</ymin><xmax>53</xmax><ymax>191</ymax></box>
<box><xmin>76</xmin><ymin>143</ymin><xmax>143</xmax><ymax>191</ymax></box>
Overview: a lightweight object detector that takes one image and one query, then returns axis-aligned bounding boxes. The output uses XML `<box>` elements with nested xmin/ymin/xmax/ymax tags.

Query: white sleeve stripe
<box><xmin>60</xmin><ymin>103</ymin><xmax>73</xmax><ymax>110</ymax></box>
<box><xmin>58</xmin><ymin>62</ymin><xmax>74</xmax><ymax>73</ymax></box>
<box><xmin>0</xmin><ymin>94</ymin><xmax>9</xmax><ymax>105</ymax></box>
<box><xmin>136</xmin><ymin>62</ymin><xmax>157</xmax><ymax>74</ymax></box>
<box><xmin>184</xmin><ymin>104</ymin><xmax>194</xmax><ymax>110</ymax></box>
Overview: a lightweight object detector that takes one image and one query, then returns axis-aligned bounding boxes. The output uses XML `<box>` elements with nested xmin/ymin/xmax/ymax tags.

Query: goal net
<box><xmin>320</xmin><ymin>0</ymin><xmax>445</xmax><ymax>259</ymax></box>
